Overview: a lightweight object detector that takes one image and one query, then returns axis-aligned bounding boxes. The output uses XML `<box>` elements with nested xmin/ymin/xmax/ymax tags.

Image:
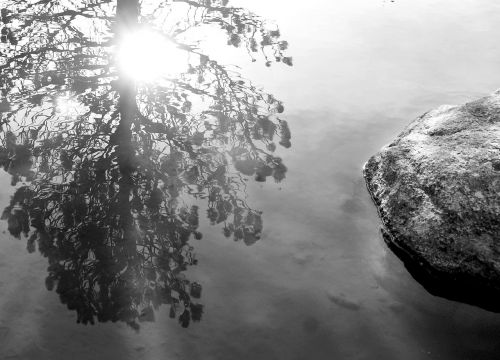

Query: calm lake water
<box><xmin>2</xmin><ymin>0</ymin><xmax>500</xmax><ymax>359</ymax></box>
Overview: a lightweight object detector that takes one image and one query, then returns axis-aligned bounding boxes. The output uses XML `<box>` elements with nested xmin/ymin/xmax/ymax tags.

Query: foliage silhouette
<box><xmin>0</xmin><ymin>0</ymin><xmax>292</xmax><ymax>328</ymax></box>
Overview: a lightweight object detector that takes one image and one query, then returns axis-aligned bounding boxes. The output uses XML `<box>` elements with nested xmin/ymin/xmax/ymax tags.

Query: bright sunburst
<box><xmin>117</xmin><ymin>29</ymin><xmax>188</xmax><ymax>82</ymax></box>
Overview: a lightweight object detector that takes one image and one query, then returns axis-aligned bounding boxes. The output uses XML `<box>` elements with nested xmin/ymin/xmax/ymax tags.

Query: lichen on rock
<box><xmin>364</xmin><ymin>90</ymin><xmax>500</xmax><ymax>311</ymax></box>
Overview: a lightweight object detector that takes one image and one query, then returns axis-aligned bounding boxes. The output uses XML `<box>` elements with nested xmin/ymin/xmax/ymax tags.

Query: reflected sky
<box><xmin>2</xmin><ymin>0</ymin><xmax>500</xmax><ymax>359</ymax></box>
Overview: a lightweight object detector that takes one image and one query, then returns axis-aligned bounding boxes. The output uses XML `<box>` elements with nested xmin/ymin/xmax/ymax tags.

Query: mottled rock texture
<box><xmin>364</xmin><ymin>91</ymin><xmax>500</xmax><ymax>311</ymax></box>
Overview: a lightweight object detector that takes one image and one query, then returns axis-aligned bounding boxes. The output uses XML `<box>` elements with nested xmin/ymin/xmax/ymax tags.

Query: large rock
<box><xmin>364</xmin><ymin>91</ymin><xmax>500</xmax><ymax>311</ymax></box>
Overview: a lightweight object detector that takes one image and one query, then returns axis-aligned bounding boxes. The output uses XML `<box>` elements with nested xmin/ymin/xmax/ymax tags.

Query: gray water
<box><xmin>2</xmin><ymin>0</ymin><xmax>500</xmax><ymax>359</ymax></box>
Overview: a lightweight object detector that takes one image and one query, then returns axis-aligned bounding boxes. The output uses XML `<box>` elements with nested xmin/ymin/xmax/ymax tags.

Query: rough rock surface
<box><xmin>364</xmin><ymin>91</ymin><xmax>500</xmax><ymax>311</ymax></box>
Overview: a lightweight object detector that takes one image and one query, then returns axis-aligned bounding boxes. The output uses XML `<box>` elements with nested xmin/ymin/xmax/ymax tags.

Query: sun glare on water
<box><xmin>56</xmin><ymin>95</ymin><xmax>86</xmax><ymax>118</ymax></box>
<box><xmin>117</xmin><ymin>29</ymin><xmax>188</xmax><ymax>82</ymax></box>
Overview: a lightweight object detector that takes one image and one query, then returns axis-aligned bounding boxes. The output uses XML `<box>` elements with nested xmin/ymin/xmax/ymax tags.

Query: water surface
<box><xmin>2</xmin><ymin>0</ymin><xmax>500</xmax><ymax>359</ymax></box>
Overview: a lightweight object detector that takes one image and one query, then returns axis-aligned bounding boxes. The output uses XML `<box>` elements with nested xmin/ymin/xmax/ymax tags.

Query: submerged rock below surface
<box><xmin>364</xmin><ymin>91</ymin><xmax>500</xmax><ymax>311</ymax></box>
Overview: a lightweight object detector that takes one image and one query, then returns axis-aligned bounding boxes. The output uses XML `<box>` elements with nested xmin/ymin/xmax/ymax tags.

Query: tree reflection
<box><xmin>0</xmin><ymin>103</ymin><xmax>287</xmax><ymax>328</ymax></box>
<box><xmin>0</xmin><ymin>0</ymin><xmax>291</xmax><ymax>329</ymax></box>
